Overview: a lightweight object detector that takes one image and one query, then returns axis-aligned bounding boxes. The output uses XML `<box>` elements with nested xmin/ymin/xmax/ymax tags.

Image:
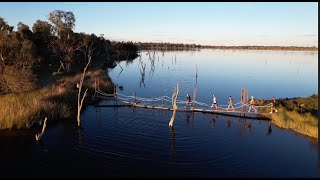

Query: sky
<box><xmin>0</xmin><ymin>2</ymin><xmax>318</xmax><ymax>46</ymax></box>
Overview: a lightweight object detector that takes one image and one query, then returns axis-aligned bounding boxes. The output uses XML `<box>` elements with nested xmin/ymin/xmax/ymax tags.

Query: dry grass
<box><xmin>259</xmin><ymin>94</ymin><xmax>318</xmax><ymax>139</ymax></box>
<box><xmin>0</xmin><ymin>69</ymin><xmax>113</xmax><ymax>129</ymax></box>
<box><xmin>0</xmin><ymin>86</ymin><xmax>72</xmax><ymax>129</ymax></box>
<box><xmin>269</xmin><ymin>107</ymin><xmax>318</xmax><ymax>139</ymax></box>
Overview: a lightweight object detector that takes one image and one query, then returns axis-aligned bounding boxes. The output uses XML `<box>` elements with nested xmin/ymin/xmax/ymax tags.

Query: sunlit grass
<box><xmin>261</xmin><ymin>94</ymin><xmax>318</xmax><ymax>139</ymax></box>
<box><xmin>0</xmin><ymin>69</ymin><xmax>113</xmax><ymax>129</ymax></box>
<box><xmin>269</xmin><ymin>107</ymin><xmax>318</xmax><ymax>139</ymax></box>
<box><xmin>0</xmin><ymin>86</ymin><xmax>73</xmax><ymax>129</ymax></box>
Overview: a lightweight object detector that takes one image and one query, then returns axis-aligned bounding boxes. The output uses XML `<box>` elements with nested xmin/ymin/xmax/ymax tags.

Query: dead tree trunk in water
<box><xmin>77</xmin><ymin>43</ymin><xmax>99</xmax><ymax>127</ymax></box>
<box><xmin>35</xmin><ymin>117</ymin><xmax>47</xmax><ymax>141</ymax></box>
<box><xmin>169</xmin><ymin>82</ymin><xmax>179</xmax><ymax>127</ymax></box>
<box><xmin>77</xmin><ymin>63</ymin><xmax>90</xmax><ymax>127</ymax></box>
<box><xmin>192</xmin><ymin>64</ymin><xmax>198</xmax><ymax>110</ymax></box>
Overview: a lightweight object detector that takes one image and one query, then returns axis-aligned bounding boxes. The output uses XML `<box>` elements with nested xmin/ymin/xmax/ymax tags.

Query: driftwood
<box><xmin>35</xmin><ymin>117</ymin><xmax>47</xmax><ymax>141</ymax></box>
<box><xmin>169</xmin><ymin>82</ymin><xmax>179</xmax><ymax>127</ymax></box>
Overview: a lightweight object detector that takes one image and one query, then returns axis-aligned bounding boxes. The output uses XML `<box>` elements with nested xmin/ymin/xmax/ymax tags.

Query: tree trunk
<box><xmin>77</xmin><ymin>42</ymin><xmax>97</xmax><ymax>127</ymax></box>
<box><xmin>35</xmin><ymin>117</ymin><xmax>47</xmax><ymax>141</ymax></box>
<box><xmin>169</xmin><ymin>82</ymin><xmax>179</xmax><ymax>127</ymax></box>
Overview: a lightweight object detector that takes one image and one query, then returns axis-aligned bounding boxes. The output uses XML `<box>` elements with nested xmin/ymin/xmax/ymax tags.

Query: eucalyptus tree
<box><xmin>0</xmin><ymin>18</ymin><xmax>38</xmax><ymax>93</ymax></box>
<box><xmin>32</xmin><ymin>20</ymin><xmax>54</xmax><ymax>69</ymax></box>
<box><xmin>48</xmin><ymin>10</ymin><xmax>77</xmax><ymax>72</ymax></box>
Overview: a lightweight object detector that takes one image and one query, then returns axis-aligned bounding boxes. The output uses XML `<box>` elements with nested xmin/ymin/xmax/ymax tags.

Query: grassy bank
<box><xmin>261</xmin><ymin>94</ymin><xmax>318</xmax><ymax>139</ymax></box>
<box><xmin>0</xmin><ymin>69</ymin><xmax>113</xmax><ymax>129</ymax></box>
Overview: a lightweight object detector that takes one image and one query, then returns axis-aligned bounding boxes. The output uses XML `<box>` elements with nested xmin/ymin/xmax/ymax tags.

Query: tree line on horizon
<box><xmin>134</xmin><ymin>42</ymin><xmax>318</xmax><ymax>51</ymax></box>
<box><xmin>0</xmin><ymin>10</ymin><xmax>138</xmax><ymax>94</ymax></box>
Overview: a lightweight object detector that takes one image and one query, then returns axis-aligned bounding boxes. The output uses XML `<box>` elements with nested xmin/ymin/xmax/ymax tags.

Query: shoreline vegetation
<box><xmin>135</xmin><ymin>42</ymin><xmax>318</xmax><ymax>51</ymax></box>
<box><xmin>0</xmin><ymin>10</ymin><xmax>138</xmax><ymax>129</ymax></box>
<box><xmin>259</xmin><ymin>94</ymin><xmax>318</xmax><ymax>139</ymax></box>
<box><xmin>0</xmin><ymin>10</ymin><xmax>317</xmax><ymax>141</ymax></box>
<box><xmin>0</xmin><ymin>69</ymin><xmax>113</xmax><ymax>129</ymax></box>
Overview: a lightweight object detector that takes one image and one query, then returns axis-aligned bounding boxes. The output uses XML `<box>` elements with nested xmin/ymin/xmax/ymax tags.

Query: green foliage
<box><xmin>0</xmin><ymin>10</ymin><xmax>138</xmax><ymax>129</ymax></box>
<box><xmin>262</xmin><ymin>94</ymin><xmax>318</xmax><ymax>139</ymax></box>
<box><xmin>32</xmin><ymin>20</ymin><xmax>53</xmax><ymax>41</ymax></box>
<box><xmin>277</xmin><ymin>94</ymin><xmax>318</xmax><ymax>117</ymax></box>
<box><xmin>0</xmin><ymin>11</ymin><xmax>138</xmax><ymax>94</ymax></box>
<box><xmin>0</xmin><ymin>66</ymin><xmax>37</xmax><ymax>93</ymax></box>
<box><xmin>0</xmin><ymin>30</ymin><xmax>38</xmax><ymax>93</ymax></box>
<box><xmin>0</xmin><ymin>17</ymin><xmax>13</xmax><ymax>34</ymax></box>
<box><xmin>48</xmin><ymin>10</ymin><xmax>75</xmax><ymax>35</ymax></box>
<box><xmin>270</xmin><ymin>106</ymin><xmax>318</xmax><ymax>139</ymax></box>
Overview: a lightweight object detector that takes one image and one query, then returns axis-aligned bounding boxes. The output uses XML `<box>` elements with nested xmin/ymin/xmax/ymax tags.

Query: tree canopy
<box><xmin>0</xmin><ymin>10</ymin><xmax>138</xmax><ymax>94</ymax></box>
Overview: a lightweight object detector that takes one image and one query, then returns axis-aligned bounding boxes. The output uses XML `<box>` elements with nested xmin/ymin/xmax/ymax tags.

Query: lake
<box><xmin>0</xmin><ymin>49</ymin><xmax>318</xmax><ymax>177</ymax></box>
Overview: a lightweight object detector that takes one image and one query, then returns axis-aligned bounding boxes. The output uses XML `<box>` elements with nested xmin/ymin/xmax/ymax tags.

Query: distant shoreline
<box><xmin>134</xmin><ymin>42</ymin><xmax>318</xmax><ymax>51</ymax></box>
<box><xmin>201</xmin><ymin>46</ymin><xmax>318</xmax><ymax>51</ymax></box>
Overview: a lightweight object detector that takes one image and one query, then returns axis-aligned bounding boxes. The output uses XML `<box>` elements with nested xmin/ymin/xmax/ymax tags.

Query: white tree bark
<box><xmin>77</xmin><ymin>42</ymin><xmax>98</xmax><ymax>127</ymax></box>
<box><xmin>35</xmin><ymin>117</ymin><xmax>47</xmax><ymax>141</ymax></box>
<box><xmin>169</xmin><ymin>82</ymin><xmax>179</xmax><ymax>127</ymax></box>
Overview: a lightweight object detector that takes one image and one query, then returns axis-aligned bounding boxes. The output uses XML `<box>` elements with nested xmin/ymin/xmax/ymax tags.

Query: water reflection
<box><xmin>111</xmin><ymin>49</ymin><xmax>317</xmax><ymax>101</ymax></box>
<box><xmin>210</xmin><ymin>114</ymin><xmax>218</xmax><ymax>128</ymax></box>
<box><xmin>175</xmin><ymin>55</ymin><xmax>177</xmax><ymax>64</ymax></box>
<box><xmin>266</xmin><ymin>122</ymin><xmax>272</xmax><ymax>136</ymax></box>
<box><xmin>139</xmin><ymin>61</ymin><xmax>146</xmax><ymax>88</ymax></box>
<box><xmin>117</xmin><ymin>68</ymin><xmax>123</xmax><ymax>78</ymax></box>
<box><xmin>227</xmin><ymin>117</ymin><xmax>232</xmax><ymax>128</ymax></box>
<box><xmin>206</xmin><ymin>114</ymin><xmax>258</xmax><ymax>134</ymax></box>
<box><xmin>95</xmin><ymin>107</ymin><xmax>102</xmax><ymax>122</ymax></box>
<box><xmin>247</xmin><ymin>121</ymin><xmax>251</xmax><ymax>128</ymax></box>
<box><xmin>191</xmin><ymin>112</ymin><xmax>195</xmax><ymax>128</ymax></box>
<box><xmin>36</xmin><ymin>138</ymin><xmax>49</xmax><ymax>153</ymax></box>
<box><xmin>247</xmin><ymin>120</ymin><xmax>252</xmax><ymax>134</ymax></box>
<box><xmin>102</xmin><ymin>49</ymin><xmax>318</xmax><ymax>177</ymax></box>
<box><xmin>186</xmin><ymin>112</ymin><xmax>191</xmax><ymax>126</ymax></box>
<box><xmin>77</xmin><ymin>128</ymin><xmax>84</xmax><ymax>146</ymax></box>
<box><xmin>169</xmin><ymin>127</ymin><xmax>176</xmax><ymax>159</ymax></box>
<box><xmin>149</xmin><ymin>56</ymin><xmax>155</xmax><ymax>79</ymax></box>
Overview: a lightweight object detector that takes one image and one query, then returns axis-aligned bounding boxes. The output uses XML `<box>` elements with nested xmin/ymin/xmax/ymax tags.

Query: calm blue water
<box><xmin>109</xmin><ymin>49</ymin><xmax>317</xmax><ymax>105</ymax></box>
<box><xmin>0</xmin><ymin>49</ymin><xmax>318</xmax><ymax>178</ymax></box>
